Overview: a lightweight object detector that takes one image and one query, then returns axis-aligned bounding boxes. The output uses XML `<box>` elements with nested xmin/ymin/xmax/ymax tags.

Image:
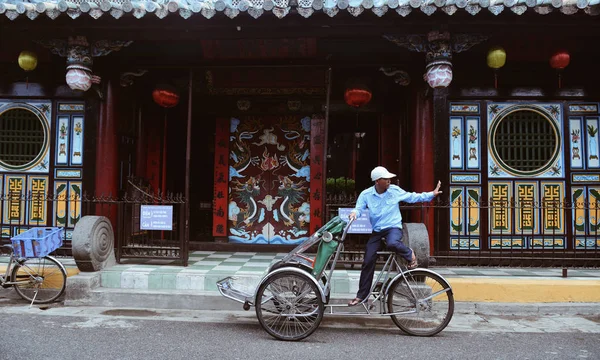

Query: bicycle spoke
<box><xmin>387</xmin><ymin>271</ymin><xmax>454</xmax><ymax>336</ymax></box>
<box><xmin>12</xmin><ymin>257</ymin><xmax>66</xmax><ymax>304</ymax></box>
<box><xmin>256</xmin><ymin>271</ymin><xmax>324</xmax><ymax>341</ymax></box>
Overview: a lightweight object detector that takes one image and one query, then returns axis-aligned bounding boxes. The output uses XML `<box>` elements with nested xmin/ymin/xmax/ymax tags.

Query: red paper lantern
<box><xmin>549</xmin><ymin>50</ymin><xmax>571</xmax><ymax>89</ymax></box>
<box><xmin>549</xmin><ymin>50</ymin><xmax>570</xmax><ymax>70</ymax></box>
<box><xmin>344</xmin><ymin>87</ymin><xmax>372</xmax><ymax>108</ymax></box>
<box><xmin>152</xmin><ymin>85</ymin><xmax>179</xmax><ymax>108</ymax></box>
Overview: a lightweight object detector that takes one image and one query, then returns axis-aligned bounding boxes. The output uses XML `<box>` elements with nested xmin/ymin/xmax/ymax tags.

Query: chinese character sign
<box><xmin>213</xmin><ymin>118</ymin><xmax>229</xmax><ymax>236</ymax></box>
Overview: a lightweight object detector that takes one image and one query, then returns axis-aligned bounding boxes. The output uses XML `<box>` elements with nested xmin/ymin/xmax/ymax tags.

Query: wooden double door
<box><xmin>226</xmin><ymin>116</ymin><xmax>315</xmax><ymax>244</ymax></box>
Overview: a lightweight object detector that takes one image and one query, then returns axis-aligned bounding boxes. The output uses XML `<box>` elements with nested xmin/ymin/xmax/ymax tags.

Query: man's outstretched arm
<box><xmin>398</xmin><ymin>180</ymin><xmax>443</xmax><ymax>203</ymax></box>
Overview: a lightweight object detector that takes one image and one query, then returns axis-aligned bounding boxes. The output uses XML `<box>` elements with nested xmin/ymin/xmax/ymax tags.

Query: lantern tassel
<box><xmin>494</xmin><ymin>71</ymin><xmax>498</xmax><ymax>89</ymax></box>
<box><xmin>558</xmin><ymin>71</ymin><xmax>562</xmax><ymax>89</ymax></box>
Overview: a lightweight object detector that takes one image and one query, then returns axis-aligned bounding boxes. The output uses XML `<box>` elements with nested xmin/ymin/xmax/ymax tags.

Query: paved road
<box><xmin>0</xmin><ymin>297</ymin><xmax>598</xmax><ymax>360</ymax></box>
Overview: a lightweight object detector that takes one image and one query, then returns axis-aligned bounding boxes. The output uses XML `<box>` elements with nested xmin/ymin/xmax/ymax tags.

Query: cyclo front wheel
<box><xmin>386</xmin><ymin>270</ymin><xmax>454</xmax><ymax>336</ymax></box>
<box><xmin>255</xmin><ymin>270</ymin><xmax>324</xmax><ymax>341</ymax></box>
<box><xmin>11</xmin><ymin>256</ymin><xmax>67</xmax><ymax>304</ymax></box>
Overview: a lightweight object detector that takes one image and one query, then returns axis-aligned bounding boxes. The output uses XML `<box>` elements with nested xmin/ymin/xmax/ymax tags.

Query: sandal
<box><xmin>348</xmin><ymin>298</ymin><xmax>362</xmax><ymax>306</ymax></box>
<box><xmin>407</xmin><ymin>248</ymin><xmax>418</xmax><ymax>270</ymax></box>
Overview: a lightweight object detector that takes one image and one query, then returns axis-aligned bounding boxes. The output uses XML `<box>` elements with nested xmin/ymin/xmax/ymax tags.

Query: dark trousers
<box><xmin>356</xmin><ymin>227</ymin><xmax>412</xmax><ymax>300</ymax></box>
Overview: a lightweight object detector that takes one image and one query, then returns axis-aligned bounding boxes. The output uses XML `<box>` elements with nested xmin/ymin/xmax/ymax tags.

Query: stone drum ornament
<box><xmin>72</xmin><ymin>216</ymin><xmax>116</xmax><ymax>272</ymax></box>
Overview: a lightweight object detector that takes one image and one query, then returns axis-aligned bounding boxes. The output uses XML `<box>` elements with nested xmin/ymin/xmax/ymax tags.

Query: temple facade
<box><xmin>1</xmin><ymin>0</ymin><xmax>599</xmax><ymax>265</ymax></box>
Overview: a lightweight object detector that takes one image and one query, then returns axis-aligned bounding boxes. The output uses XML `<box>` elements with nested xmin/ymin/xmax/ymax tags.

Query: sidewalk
<box><xmin>59</xmin><ymin>251</ymin><xmax>600</xmax><ymax>314</ymax></box>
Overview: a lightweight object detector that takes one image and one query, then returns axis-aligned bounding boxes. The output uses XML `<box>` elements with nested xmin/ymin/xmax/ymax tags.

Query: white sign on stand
<box><xmin>338</xmin><ymin>208</ymin><xmax>372</xmax><ymax>234</ymax></box>
<box><xmin>140</xmin><ymin>205</ymin><xmax>173</xmax><ymax>231</ymax></box>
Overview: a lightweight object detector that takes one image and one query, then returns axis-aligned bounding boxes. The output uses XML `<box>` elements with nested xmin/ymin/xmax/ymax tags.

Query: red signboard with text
<box><xmin>212</xmin><ymin>118</ymin><xmax>229</xmax><ymax>237</ymax></box>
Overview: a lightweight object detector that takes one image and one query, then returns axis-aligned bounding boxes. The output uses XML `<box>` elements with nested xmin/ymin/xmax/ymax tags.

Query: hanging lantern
<box><xmin>152</xmin><ymin>85</ymin><xmax>180</xmax><ymax>108</ymax></box>
<box><xmin>550</xmin><ymin>50</ymin><xmax>570</xmax><ymax>70</ymax></box>
<box><xmin>486</xmin><ymin>47</ymin><xmax>506</xmax><ymax>89</ymax></box>
<box><xmin>550</xmin><ymin>50</ymin><xmax>570</xmax><ymax>89</ymax></box>
<box><xmin>65</xmin><ymin>65</ymin><xmax>92</xmax><ymax>91</ymax></box>
<box><xmin>424</xmin><ymin>60</ymin><xmax>453</xmax><ymax>89</ymax></box>
<box><xmin>344</xmin><ymin>85</ymin><xmax>372</xmax><ymax>108</ymax></box>
<box><xmin>18</xmin><ymin>51</ymin><xmax>38</xmax><ymax>72</ymax></box>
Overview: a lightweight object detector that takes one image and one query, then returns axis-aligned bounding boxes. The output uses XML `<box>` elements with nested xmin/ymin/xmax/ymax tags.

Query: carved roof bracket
<box><xmin>383</xmin><ymin>31</ymin><xmax>488</xmax><ymax>88</ymax></box>
<box><xmin>34</xmin><ymin>36</ymin><xmax>133</xmax><ymax>95</ymax></box>
<box><xmin>379</xmin><ymin>67</ymin><xmax>411</xmax><ymax>86</ymax></box>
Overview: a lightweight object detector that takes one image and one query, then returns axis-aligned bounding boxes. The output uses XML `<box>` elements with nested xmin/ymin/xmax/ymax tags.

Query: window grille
<box><xmin>491</xmin><ymin>109</ymin><xmax>559</xmax><ymax>176</ymax></box>
<box><xmin>0</xmin><ymin>108</ymin><xmax>46</xmax><ymax>169</ymax></box>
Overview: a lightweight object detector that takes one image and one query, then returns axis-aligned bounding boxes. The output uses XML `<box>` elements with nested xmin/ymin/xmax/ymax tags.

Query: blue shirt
<box><xmin>351</xmin><ymin>184</ymin><xmax>434</xmax><ymax>232</ymax></box>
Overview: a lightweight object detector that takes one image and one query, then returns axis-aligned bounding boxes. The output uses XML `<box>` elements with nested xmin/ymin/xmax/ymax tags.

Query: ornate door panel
<box><xmin>486</xmin><ymin>103</ymin><xmax>566</xmax><ymax>249</ymax></box>
<box><xmin>447</xmin><ymin>101</ymin><xmax>600</xmax><ymax>256</ymax></box>
<box><xmin>0</xmin><ymin>100</ymin><xmax>85</xmax><ymax>245</ymax></box>
<box><xmin>227</xmin><ymin>116</ymin><xmax>312</xmax><ymax>244</ymax></box>
<box><xmin>568</xmin><ymin>104</ymin><xmax>600</xmax><ymax>250</ymax></box>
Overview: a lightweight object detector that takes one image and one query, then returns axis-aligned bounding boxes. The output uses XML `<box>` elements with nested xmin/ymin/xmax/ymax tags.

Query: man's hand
<box><xmin>349</xmin><ymin>212</ymin><xmax>357</xmax><ymax>221</ymax></box>
<box><xmin>433</xmin><ymin>180</ymin><xmax>443</xmax><ymax>197</ymax></box>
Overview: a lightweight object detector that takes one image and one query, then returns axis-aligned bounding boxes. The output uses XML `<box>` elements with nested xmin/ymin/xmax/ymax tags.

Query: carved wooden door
<box><xmin>227</xmin><ymin>116</ymin><xmax>312</xmax><ymax>244</ymax></box>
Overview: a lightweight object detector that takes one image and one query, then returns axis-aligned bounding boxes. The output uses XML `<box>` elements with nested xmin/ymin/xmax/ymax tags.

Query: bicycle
<box><xmin>217</xmin><ymin>216</ymin><xmax>454</xmax><ymax>341</ymax></box>
<box><xmin>1</xmin><ymin>232</ymin><xmax>67</xmax><ymax>305</ymax></box>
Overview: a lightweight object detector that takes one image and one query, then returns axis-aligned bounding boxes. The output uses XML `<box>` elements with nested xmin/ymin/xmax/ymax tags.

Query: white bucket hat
<box><xmin>371</xmin><ymin>166</ymin><xmax>396</xmax><ymax>181</ymax></box>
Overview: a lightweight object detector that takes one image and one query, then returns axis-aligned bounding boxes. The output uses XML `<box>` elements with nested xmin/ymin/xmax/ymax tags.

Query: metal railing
<box><xmin>435</xmin><ymin>198</ymin><xmax>600</xmax><ymax>267</ymax></box>
<box><xmin>2</xmin><ymin>192</ymin><xmax>597</xmax><ymax>268</ymax></box>
<box><xmin>0</xmin><ymin>191</ymin><xmax>187</xmax><ymax>265</ymax></box>
<box><xmin>325</xmin><ymin>193</ymin><xmax>600</xmax><ymax>268</ymax></box>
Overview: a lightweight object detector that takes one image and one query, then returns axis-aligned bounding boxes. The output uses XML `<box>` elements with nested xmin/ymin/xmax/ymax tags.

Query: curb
<box><xmin>64</xmin><ymin>273</ymin><xmax>600</xmax><ymax>316</ymax></box>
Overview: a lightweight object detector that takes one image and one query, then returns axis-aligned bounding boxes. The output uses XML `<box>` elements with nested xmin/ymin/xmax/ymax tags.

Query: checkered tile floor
<box><xmin>117</xmin><ymin>251</ymin><xmax>600</xmax><ymax>277</ymax></box>
<box><xmin>95</xmin><ymin>251</ymin><xmax>600</xmax><ymax>293</ymax></box>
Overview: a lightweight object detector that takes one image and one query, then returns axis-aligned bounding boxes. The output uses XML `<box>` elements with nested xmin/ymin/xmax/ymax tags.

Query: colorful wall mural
<box><xmin>213</xmin><ymin>115</ymin><xmax>323</xmax><ymax>245</ymax></box>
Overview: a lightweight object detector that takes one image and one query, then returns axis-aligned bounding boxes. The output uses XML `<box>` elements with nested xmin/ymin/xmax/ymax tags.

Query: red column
<box><xmin>135</xmin><ymin>107</ymin><xmax>146</xmax><ymax>178</ymax></box>
<box><xmin>310</xmin><ymin>115</ymin><xmax>325</xmax><ymax>233</ymax></box>
<box><xmin>95</xmin><ymin>79</ymin><xmax>119</xmax><ymax>226</ymax></box>
<box><xmin>379</xmin><ymin>115</ymin><xmax>400</xmax><ymax>174</ymax></box>
<box><xmin>410</xmin><ymin>87</ymin><xmax>435</xmax><ymax>254</ymax></box>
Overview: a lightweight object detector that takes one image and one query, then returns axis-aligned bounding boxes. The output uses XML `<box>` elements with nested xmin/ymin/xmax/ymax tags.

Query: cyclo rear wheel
<box><xmin>255</xmin><ymin>270</ymin><xmax>324</xmax><ymax>341</ymax></box>
<box><xmin>11</xmin><ymin>256</ymin><xmax>67</xmax><ymax>304</ymax></box>
<box><xmin>386</xmin><ymin>270</ymin><xmax>454</xmax><ymax>336</ymax></box>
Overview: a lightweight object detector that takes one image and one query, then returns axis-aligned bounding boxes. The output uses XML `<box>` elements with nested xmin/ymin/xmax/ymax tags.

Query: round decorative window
<box><xmin>489</xmin><ymin>107</ymin><xmax>560</xmax><ymax>177</ymax></box>
<box><xmin>0</xmin><ymin>107</ymin><xmax>49</xmax><ymax>171</ymax></box>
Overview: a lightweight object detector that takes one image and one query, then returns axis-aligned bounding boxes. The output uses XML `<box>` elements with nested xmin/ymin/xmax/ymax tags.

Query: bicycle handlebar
<box><xmin>339</xmin><ymin>218</ymin><xmax>355</xmax><ymax>242</ymax></box>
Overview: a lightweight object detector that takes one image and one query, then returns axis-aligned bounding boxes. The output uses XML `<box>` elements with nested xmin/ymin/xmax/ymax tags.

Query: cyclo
<box><xmin>217</xmin><ymin>216</ymin><xmax>454</xmax><ymax>341</ymax></box>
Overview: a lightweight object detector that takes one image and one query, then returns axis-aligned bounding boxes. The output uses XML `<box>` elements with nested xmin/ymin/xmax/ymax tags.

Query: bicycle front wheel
<box><xmin>386</xmin><ymin>270</ymin><xmax>454</xmax><ymax>336</ymax></box>
<box><xmin>11</xmin><ymin>256</ymin><xmax>67</xmax><ymax>304</ymax></box>
<box><xmin>255</xmin><ymin>270</ymin><xmax>324</xmax><ymax>341</ymax></box>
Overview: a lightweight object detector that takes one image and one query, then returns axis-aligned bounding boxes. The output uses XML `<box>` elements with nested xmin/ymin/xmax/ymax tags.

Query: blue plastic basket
<box><xmin>11</xmin><ymin>227</ymin><xmax>63</xmax><ymax>258</ymax></box>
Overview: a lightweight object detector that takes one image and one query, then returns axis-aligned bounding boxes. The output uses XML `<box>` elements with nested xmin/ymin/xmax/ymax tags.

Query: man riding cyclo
<box><xmin>347</xmin><ymin>166</ymin><xmax>442</xmax><ymax>306</ymax></box>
